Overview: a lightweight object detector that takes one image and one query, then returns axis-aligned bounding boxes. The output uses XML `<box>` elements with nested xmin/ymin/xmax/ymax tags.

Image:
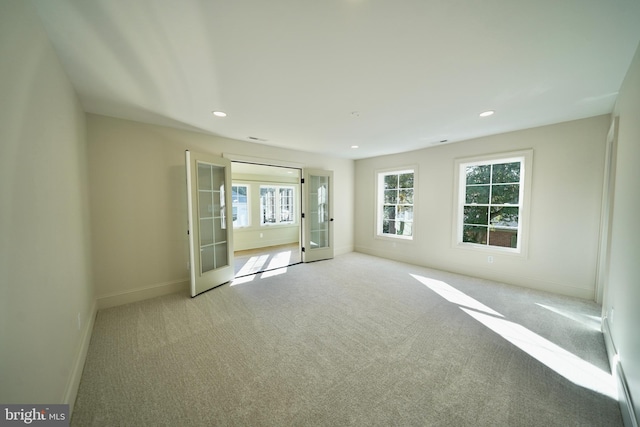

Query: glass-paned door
<box><xmin>186</xmin><ymin>150</ymin><xmax>234</xmax><ymax>296</ymax></box>
<box><xmin>302</xmin><ymin>169</ymin><xmax>333</xmax><ymax>262</ymax></box>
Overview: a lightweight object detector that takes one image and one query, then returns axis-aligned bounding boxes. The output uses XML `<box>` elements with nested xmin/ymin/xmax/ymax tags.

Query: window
<box><xmin>231</xmin><ymin>184</ymin><xmax>249</xmax><ymax>227</ymax></box>
<box><xmin>377</xmin><ymin>169</ymin><xmax>415</xmax><ymax>239</ymax></box>
<box><xmin>455</xmin><ymin>150</ymin><xmax>531</xmax><ymax>253</ymax></box>
<box><xmin>260</xmin><ymin>185</ymin><xmax>296</xmax><ymax>225</ymax></box>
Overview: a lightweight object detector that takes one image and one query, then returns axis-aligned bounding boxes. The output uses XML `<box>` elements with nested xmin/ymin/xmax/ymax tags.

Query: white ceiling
<box><xmin>31</xmin><ymin>0</ymin><xmax>640</xmax><ymax>160</ymax></box>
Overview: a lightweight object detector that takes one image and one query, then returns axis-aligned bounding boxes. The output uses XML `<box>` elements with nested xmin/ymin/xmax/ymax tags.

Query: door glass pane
<box><xmin>214</xmin><ymin>216</ymin><xmax>226</xmax><ymax>242</ymax></box>
<box><xmin>198</xmin><ymin>164</ymin><xmax>212</xmax><ymax>190</ymax></box>
<box><xmin>200</xmin><ymin>219</ymin><xmax>214</xmax><ymax>246</ymax></box>
<box><xmin>199</xmin><ymin>191</ymin><xmax>213</xmax><ymax>218</ymax></box>
<box><xmin>198</xmin><ymin>162</ymin><xmax>228</xmax><ymax>273</ymax></box>
<box><xmin>214</xmin><ymin>243</ymin><xmax>228</xmax><ymax>268</ymax></box>
<box><xmin>310</xmin><ymin>174</ymin><xmax>329</xmax><ymax>249</ymax></box>
<box><xmin>201</xmin><ymin>245</ymin><xmax>215</xmax><ymax>272</ymax></box>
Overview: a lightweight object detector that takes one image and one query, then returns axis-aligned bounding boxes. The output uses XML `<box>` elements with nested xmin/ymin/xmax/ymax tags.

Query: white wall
<box><xmin>604</xmin><ymin>41</ymin><xmax>640</xmax><ymax>426</ymax></box>
<box><xmin>0</xmin><ymin>0</ymin><xmax>95</xmax><ymax>407</ymax></box>
<box><xmin>355</xmin><ymin>115</ymin><xmax>610</xmax><ymax>299</ymax></box>
<box><xmin>87</xmin><ymin>114</ymin><xmax>354</xmax><ymax>307</ymax></box>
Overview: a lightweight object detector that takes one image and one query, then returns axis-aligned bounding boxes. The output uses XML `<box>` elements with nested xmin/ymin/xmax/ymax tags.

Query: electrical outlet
<box><xmin>487</xmin><ymin>256</ymin><xmax>494</xmax><ymax>264</ymax></box>
<box><xmin>260</xmin><ymin>233</ymin><xmax>264</xmax><ymax>238</ymax></box>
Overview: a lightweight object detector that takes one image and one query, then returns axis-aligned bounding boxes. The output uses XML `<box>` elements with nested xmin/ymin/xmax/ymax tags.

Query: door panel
<box><xmin>303</xmin><ymin>169</ymin><xmax>334</xmax><ymax>262</ymax></box>
<box><xmin>186</xmin><ymin>150</ymin><xmax>234</xmax><ymax>296</ymax></box>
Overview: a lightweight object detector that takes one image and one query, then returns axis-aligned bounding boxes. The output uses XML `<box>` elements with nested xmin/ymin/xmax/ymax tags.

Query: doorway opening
<box><xmin>231</xmin><ymin>161</ymin><xmax>302</xmax><ymax>277</ymax></box>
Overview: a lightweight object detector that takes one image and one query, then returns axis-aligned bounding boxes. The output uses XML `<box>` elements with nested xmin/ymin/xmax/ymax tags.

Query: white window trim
<box><xmin>452</xmin><ymin>149</ymin><xmax>533</xmax><ymax>256</ymax></box>
<box><xmin>375</xmin><ymin>166</ymin><xmax>417</xmax><ymax>241</ymax></box>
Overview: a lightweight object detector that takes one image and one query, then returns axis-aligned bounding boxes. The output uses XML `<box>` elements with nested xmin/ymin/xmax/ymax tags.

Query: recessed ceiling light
<box><xmin>479</xmin><ymin>110</ymin><xmax>494</xmax><ymax>117</ymax></box>
<box><xmin>351</xmin><ymin>145</ymin><xmax>359</xmax><ymax>149</ymax></box>
<box><xmin>212</xmin><ymin>111</ymin><xmax>227</xmax><ymax>117</ymax></box>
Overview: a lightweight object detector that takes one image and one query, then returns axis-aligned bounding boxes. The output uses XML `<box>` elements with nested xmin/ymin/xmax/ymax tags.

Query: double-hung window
<box><xmin>455</xmin><ymin>150</ymin><xmax>532</xmax><ymax>253</ymax></box>
<box><xmin>377</xmin><ymin>168</ymin><xmax>415</xmax><ymax>239</ymax></box>
<box><xmin>260</xmin><ymin>185</ymin><xmax>295</xmax><ymax>225</ymax></box>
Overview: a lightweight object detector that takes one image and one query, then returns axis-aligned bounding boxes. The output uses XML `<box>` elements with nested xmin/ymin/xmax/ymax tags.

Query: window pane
<box><xmin>491</xmin><ymin>184</ymin><xmax>519</xmax><ymax>204</ymax></box>
<box><xmin>398</xmin><ymin>206</ymin><xmax>413</xmax><ymax>222</ymax></box>
<box><xmin>465</xmin><ymin>185</ymin><xmax>489</xmax><ymax>204</ymax></box>
<box><xmin>260</xmin><ymin>187</ymin><xmax>276</xmax><ymax>224</ymax></box>
<box><xmin>399</xmin><ymin>173</ymin><xmax>414</xmax><ymax>188</ymax></box>
<box><xmin>464</xmin><ymin>206</ymin><xmax>488</xmax><ymax>225</ymax></box>
<box><xmin>397</xmin><ymin>221</ymin><xmax>412</xmax><ymax>236</ymax></box>
<box><xmin>463</xmin><ymin>225</ymin><xmax>487</xmax><ymax>244</ymax></box>
<box><xmin>490</xmin><ymin>207</ymin><xmax>519</xmax><ymax>227</ymax></box>
<box><xmin>399</xmin><ymin>189</ymin><xmax>413</xmax><ymax>204</ymax></box>
<box><xmin>382</xmin><ymin>220</ymin><xmax>396</xmax><ymax>234</ymax></box>
<box><xmin>466</xmin><ymin>165</ymin><xmax>490</xmax><ymax>185</ymax></box>
<box><xmin>280</xmin><ymin>187</ymin><xmax>293</xmax><ymax>222</ymax></box>
<box><xmin>492</xmin><ymin>162</ymin><xmax>520</xmax><ymax>183</ymax></box>
<box><xmin>383</xmin><ymin>205</ymin><xmax>395</xmax><ymax>220</ymax></box>
<box><xmin>384</xmin><ymin>174</ymin><xmax>398</xmax><ymax>189</ymax></box>
<box><xmin>384</xmin><ymin>189</ymin><xmax>397</xmax><ymax>204</ymax></box>
<box><xmin>488</xmin><ymin>228</ymin><xmax>518</xmax><ymax>248</ymax></box>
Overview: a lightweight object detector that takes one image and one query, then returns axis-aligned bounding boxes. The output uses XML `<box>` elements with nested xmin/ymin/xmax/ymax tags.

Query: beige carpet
<box><xmin>72</xmin><ymin>252</ymin><xmax>622</xmax><ymax>426</ymax></box>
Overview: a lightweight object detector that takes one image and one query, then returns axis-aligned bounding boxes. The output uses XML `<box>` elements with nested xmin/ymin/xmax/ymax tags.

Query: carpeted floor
<box><xmin>72</xmin><ymin>252</ymin><xmax>622</xmax><ymax>426</ymax></box>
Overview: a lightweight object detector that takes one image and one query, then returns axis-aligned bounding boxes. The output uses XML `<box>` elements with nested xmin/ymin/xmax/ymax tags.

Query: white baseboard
<box><xmin>97</xmin><ymin>279</ymin><xmax>189</xmax><ymax>309</ymax></box>
<box><xmin>603</xmin><ymin>318</ymin><xmax>638</xmax><ymax>427</ymax></box>
<box><xmin>64</xmin><ymin>299</ymin><xmax>97</xmax><ymax>413</ymax></box>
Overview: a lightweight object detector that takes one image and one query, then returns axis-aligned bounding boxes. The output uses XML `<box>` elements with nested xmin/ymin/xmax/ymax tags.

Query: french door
<box><xmin>302</xmin><ymin>169</ymin><xmax>334</xmax><ymax>262</ymax></box>
<box><xmin>185</xmin><ymin>150</ymin><xmax>234</xmax><ymax>296</ymax></box>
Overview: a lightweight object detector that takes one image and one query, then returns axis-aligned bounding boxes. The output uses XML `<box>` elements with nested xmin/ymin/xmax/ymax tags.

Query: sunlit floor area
<box><xmin>234</xmin><ymin>243</ymin><xmax>301</xmax><ymax>277</ymax></box>
<box><xmin>72</xmin><ymin>252</ymin><xmax>622</xmax><ymax>426</ymax></box>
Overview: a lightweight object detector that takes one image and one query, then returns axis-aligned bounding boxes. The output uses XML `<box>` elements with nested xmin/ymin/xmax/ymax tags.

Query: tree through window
<box><xmin>457</xmin><ymin>152</ymin><xmax>530</xmax><ymax>252</ymax></box>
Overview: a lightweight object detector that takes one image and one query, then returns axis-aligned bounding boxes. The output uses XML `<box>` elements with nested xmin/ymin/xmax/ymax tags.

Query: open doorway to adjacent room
<box><xmin>231</xmin><ymin>162</ymin><xmax>302</xmax><ymax>277</ymax></box>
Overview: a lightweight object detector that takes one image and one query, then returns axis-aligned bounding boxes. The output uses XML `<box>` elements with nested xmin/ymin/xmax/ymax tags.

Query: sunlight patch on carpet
<box><xmin>410</xmin><ymin>274</ymin><xmax>502</xmax><ymax>317</ymax></box>
<box><xmin>411</xmin><ymin>273</ymin><xmax>616</xmax><ymax>399</ymax></box>
<box><xmin>462</xmin><ymin>308</ymin><xmax>617</xmax><ymax>399</ymax></box>
<box><xmin>535</xmin><ymin>303</ymin><xmax>601</xmax><ymax>331</ymax></box>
